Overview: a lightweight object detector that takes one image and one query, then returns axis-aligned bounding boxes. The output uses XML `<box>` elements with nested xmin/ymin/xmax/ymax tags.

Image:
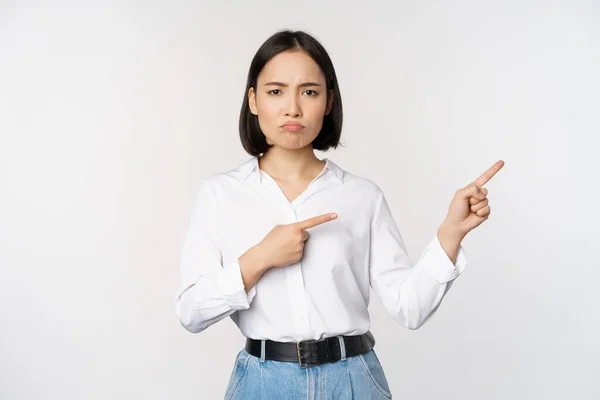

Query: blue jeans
<box><xmin>224</xmin><ymin>348</ymin><xmax>393</xmax><ymax>399</ymax></box>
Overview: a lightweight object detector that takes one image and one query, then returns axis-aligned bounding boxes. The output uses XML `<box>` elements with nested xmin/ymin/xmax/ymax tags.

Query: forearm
<box><xmin>436</xmin><ymin>221</ymin><xmax>466</xmax><ymax>265</ymax></box>
<box><xmin>176</xmin><ymin>247</ymin><xmax>265</xmax><ymax>333</ymax></box>
<box><xmin>374</xmin><ymin>230</ymin><xmax>467</xmax><ymax>330</ymax></box>
<box><xmin>176</xmin><ymin>264</ymin><xmax>254</xmax><ymax>333</ymax></box>
<box><xmin>238</xmin><ymin>243</ymin><xmax>271</xmax><ymax>292</ymax></box>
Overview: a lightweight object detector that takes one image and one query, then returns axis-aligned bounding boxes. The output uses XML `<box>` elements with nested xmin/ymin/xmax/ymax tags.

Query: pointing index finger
<box><xmin>295</xmin><ymin>213</ymin><xmax>337</xmax><ymax>230</ymax></box>
<box><xmin>472</xmin><ymin>160</ymin><xmax>505</xmax><ymax>187</ymax></box>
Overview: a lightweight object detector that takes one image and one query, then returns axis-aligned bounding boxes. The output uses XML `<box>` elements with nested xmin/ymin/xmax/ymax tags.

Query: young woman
<box><xmin>175</xmin><ymin>29</ymin><xmax>503</xmax><ymax>399</ymax></box>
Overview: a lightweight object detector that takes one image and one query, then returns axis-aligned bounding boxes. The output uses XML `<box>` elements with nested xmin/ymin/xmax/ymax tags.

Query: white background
<box><xmin>1</xmin><ymin>1</ymin><xmax>598</xmax><ymax>399</ymax></box>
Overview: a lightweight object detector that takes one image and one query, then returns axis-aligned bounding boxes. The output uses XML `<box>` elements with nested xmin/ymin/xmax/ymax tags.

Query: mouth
<box><xmin>281</xmin><ymin>123</ymin><xmax>305</xmax><ymax>132</ymax></box>
<box><xmin>282</xmin><ymin>125</ymin><xmax>304</xmax><ymax>132</ymax></box>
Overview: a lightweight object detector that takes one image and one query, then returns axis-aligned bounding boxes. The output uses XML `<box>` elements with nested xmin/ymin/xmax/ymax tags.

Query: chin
<box><xmin>276</xmin><ymin>143</ymin><xmax>309</xmax><ymax>150</ymax></box>
<box><xmin>265</xmin><ymin>130</ymin><xmax>318</xmax><ymax>149</ymax></box>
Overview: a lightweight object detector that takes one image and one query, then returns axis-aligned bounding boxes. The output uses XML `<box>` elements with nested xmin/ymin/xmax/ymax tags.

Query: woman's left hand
<box><xmin>443</xmin><ymin>160</ymin><xmax>505</xmax><ymax>236</ymax></box>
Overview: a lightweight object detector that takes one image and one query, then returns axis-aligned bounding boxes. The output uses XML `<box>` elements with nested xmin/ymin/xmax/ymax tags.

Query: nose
<box><xmin>285</xmin><ymin>95</ymin><xmax>302</xmax><ymax>118</ymax></box>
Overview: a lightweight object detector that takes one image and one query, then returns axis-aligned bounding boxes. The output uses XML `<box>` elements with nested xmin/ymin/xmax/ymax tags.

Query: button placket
<box><xmin>286</xmin><ymin>205</ymin><xmax>312</xmax><ymax>335</ymax></box>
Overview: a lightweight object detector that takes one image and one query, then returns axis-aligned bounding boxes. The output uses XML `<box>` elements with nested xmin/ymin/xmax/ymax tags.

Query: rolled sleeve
<box><xmin>419</xmin><ymin>235</ymin><xmax>468</xmax><ymax>284</ymax></box>
<box><xmin>215</xmin><ymin>260</ymin><xmax>257</xmax><ymax>310</ymax></box>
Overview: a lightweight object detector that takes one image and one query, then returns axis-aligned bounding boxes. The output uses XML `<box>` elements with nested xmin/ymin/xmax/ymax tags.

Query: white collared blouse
<box><xmin>175</xmin><ymin>156</ymin><xmax>467</xmax><ymax>341</ymax></box>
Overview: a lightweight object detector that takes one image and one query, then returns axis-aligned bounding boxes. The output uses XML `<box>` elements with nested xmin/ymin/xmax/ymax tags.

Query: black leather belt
<box><xmin>245</xmin><ymin>331</ymin><xmax>375</xmax><ymax>368</ymax></box>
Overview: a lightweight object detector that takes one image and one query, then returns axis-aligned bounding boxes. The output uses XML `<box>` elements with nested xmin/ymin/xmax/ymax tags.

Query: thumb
<box><xmin>303</xmin><ymin>231</ymin><xmax>310</xmax><ymax>241</ymax></box>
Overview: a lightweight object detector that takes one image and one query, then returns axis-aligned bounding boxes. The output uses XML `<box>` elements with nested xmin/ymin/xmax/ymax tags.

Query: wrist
<box><xmin>438</xmin><ymin>221</ymin><xmax>466</xmax><ymax>243</ymax></box>
<box><xmin>238</xmin><ymin>245</ymin><xmax>270</xmax><ymax>293</ymax></box>
<box><xmin>245</xmin><ymin>243</ymin><xmax>271</xmax><ymax>274</ymax></box>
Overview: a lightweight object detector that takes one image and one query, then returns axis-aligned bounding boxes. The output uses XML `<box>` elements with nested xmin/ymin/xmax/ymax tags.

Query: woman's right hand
<box><xmin>257</xmin><ymin>213</ymin><xmax>338</xmax><ymax>269</ymax></box>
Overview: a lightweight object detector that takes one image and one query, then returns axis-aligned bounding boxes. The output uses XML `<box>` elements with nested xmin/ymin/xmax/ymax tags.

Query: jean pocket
<box><xmin>358</xmin><ymin>349</ymin><xmax>392</xmax><ymax>399</ymax></box>
<box><xmin>224</xmin><ymin>349</ymin><xmax>251</xmax><ymax>400</ymax></box>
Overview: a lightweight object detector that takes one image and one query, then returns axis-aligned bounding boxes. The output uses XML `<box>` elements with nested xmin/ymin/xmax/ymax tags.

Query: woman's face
<box><xmin>248</xmin><ymin>50</ymin><xmax>333</xmax><ymax>151</ymax></box>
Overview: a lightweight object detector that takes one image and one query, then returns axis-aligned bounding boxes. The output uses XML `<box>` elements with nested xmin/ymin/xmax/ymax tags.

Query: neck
<box><xmin>258</xmin><ymin>146</ymin><xmax>324</xmax><ymax>182</ymax></box>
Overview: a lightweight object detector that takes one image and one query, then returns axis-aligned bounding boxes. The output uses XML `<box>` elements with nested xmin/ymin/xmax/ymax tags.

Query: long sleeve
<box><xmin>174</xmin><ymin>179</ymin><xmax>256</xmax><ymax>333</ymax></box>
<box><xmin>368</xmin><ymin>189</ymin><xmax>467</xmax><ymax>330</ymax></box>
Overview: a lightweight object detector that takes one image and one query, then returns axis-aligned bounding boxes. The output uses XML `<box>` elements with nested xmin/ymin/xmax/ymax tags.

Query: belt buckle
<box><xmin>297</xmin><ymin>340</ymin><xmax>320</xmax><ymax>368</ymax></box>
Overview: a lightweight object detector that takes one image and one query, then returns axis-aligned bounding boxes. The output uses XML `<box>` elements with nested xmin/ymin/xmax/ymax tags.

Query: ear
<box><xmin>248</xmin><ymin>87</ymin><xmax>258</xmax><ymax>115</ymax></box>
<box><xmin>324</xmin><ymin>89</ymin><xmax>334</xmax><ymax>115</ymax></box>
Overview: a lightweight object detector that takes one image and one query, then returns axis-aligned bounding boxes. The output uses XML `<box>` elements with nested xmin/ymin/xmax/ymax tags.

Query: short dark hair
<box><xmin>239</xmin><ymin>30</ymin><xmax>344</xmax><ymax>156</ymax></box>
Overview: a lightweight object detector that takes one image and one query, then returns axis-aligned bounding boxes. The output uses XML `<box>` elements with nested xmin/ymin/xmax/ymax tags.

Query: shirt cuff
<box><xmin>215</xmin><ymin>259</ymin><xmax>257</xmax><ymax>310</ymax></box>
<box><xmin>420</xmin><ymin>235</ymin><xmax>468</xmax><ymax>284</ymax></box>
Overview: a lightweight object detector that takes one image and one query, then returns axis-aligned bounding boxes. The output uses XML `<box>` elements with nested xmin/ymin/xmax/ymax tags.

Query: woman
<box><xmin>175</xmin><ymin>29</ymin><xmax>503</xmax><ymax>399</ymax></box>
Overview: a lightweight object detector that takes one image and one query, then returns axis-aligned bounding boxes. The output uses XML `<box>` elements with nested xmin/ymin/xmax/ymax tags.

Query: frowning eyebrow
<box><xmin>263</xmin><ymin>81</ymin><xmax>323</xmax><ymax>88</ymax></box>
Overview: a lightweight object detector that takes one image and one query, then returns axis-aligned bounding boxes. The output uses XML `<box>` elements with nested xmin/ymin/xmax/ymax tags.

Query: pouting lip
<box><xmin>281</xmin><ymin>121</ymin><xmax>305</xmax><ymax>128</ymax></box>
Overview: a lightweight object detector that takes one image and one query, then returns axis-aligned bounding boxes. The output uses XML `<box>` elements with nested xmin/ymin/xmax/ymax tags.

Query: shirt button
<box><xmin>300</xmin><ymin>316</ymin><xmax>304</xmax><ymax>320</ymax></box>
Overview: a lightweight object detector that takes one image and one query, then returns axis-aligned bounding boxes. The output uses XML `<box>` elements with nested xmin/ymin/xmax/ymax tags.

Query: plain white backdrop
<box><xmin>1</xmin><ymin>1</ymin><xmax>598</xmax><ymax>399</ymax></box>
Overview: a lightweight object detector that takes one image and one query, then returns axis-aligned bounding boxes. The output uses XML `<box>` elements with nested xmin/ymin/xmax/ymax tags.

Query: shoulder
<box><xmin>335</xmin><ymin>168</ymin><xmax>390</xmax><ymax>226</ymax></box>
<box><xmin>196</xmin><ymin>157</ymin><xmax>256</xmax><ymax>192</ymax></box>
<box><xmin>334</xmin><ymin>163</ymin><xmax>385</xmax><ymax>200</ymax></box>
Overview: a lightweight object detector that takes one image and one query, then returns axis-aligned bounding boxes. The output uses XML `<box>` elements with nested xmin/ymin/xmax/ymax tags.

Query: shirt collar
<box><xmin>238</xmin><ymin>156</ymin><xmax>344</xmax><ymax>184</ymax></box>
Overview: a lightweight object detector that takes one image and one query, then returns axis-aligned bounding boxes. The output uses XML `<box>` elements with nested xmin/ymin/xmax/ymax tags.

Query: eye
<box><xmin>267</xmin><ymin>89</ymin><xmax>319</xmax><ymax>96</ymax></box>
